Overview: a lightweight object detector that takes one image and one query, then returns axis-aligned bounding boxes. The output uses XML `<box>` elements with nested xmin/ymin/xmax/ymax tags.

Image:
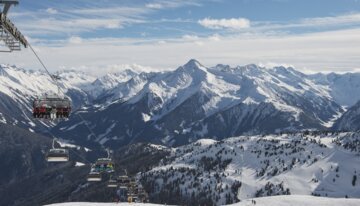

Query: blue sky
<box><xmin>1</xmin><ymin>0</ymin><xmax>360</xmax><ymax>74</ymax></box>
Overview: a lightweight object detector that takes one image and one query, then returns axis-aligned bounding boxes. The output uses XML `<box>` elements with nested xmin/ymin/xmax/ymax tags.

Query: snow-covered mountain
<box><xmin>0</xmin><ymin>65</ymin><xmax>94</xmax><ymax>131</ymax></box>
<box><xmin>1</xmin><ymin>60</ymin><xmax>360</xmax><ymax>148</ymax></box>
<box><xmin>0</xmin><ymin>64</ymin><xmax>136</xmax><ymax>132</ymax></box>
<box><xmin>140</xmin><ymin>132</ymin><xmax>360</xmax><ymax>205</ymax></box>
<box><xmin>333</xmin><ymin>100</ymin><xmax>360</xmax><ymax>131</ymax></box>
<box><xmin>309</xmin><ymin>72</ymin><xmax>360</xmax><ymax>107</ymax></box>
<box><xmin>52</xmin><ymin>60</ymin><xmax>351</xmax><ymax>147</ymax></box>
<box><xmin>87</xmin><ymin>69</ymin><xmax>139</xmax><ymax>99</ymax></box>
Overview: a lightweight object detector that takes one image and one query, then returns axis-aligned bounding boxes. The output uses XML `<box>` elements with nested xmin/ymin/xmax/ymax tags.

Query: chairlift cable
<box><xmin>40</xmin><ymin>125</ymin><xmax>86</xmax><ymax>162</ymax></box>
<box><xmin>69</xmin><ymin>148</ymin><xmax>92</xmax><ymax>165</ymax></box>
<box><xmin>28</xmin><ymin>42</ymin><xmax>110</xmax><ymax>166</ymax></box>
<box><xmin>28</xmin><ymin>44</ymin><xmax>61</xmax><ymax>94</ymax></box>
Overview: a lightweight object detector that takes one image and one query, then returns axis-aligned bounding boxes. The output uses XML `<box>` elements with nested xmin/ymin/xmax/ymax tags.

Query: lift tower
<box><xmin>0</xmin><ymin>0</ymin><xmax>28</xmax><ymax>52</ymax></box>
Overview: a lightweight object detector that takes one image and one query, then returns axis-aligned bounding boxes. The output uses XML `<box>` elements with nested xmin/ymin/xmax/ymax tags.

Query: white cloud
<box><xmin>199</xmin><ymin>18</ymin><xmax>250</xmax><ymax>30</ymax></box>
<box><xmin>2</xmin><ymin>28</ymin><xmax>360</xmax><ymax>74</ymax></box>
<box><xmin>251</xmin><ymin>13</ymin><xmax>360</xmax><ymax>32</ymax></box>
<box><xmin>146</xmin><ymin>3</ymin><xmax>164</xmax><ymax>9</ymax></box>
<box><xmin>208</xmin><ymin>34</ymin><xmax>221</xmax><ymax>41</ymax></box>
<box><xmin>46</xmin><ymin>8</ymin><xmax>58</xmax><ymax>14</ymax></box>
<box><xmin>14</xmin><ymin>6</ymin><xmax>147</xmax><ymax>36</ymax></box>
<box><xmin>301</xmin><ymin>13</ymin><xmax>360</xmax><ymax>27</ymax></box>
<box><xmin>182</xmin><ymin>35</ymin><xmax>199</xmax><ymax>41</ymax></box>
<box><xmin>68</xmin><ymin>36</ymin><xmax>82</xmax><ymax>44</ymax></box>
<box><xmin>145</xmin><ymin>0</ymin><xmax>202</xmax><ymax>9</ymax></box>
<box><xmin>18</xmin><ymin>18</ymin><xmax>126</xmax><ymax>35</ymax></box>
<box><xmin>182</xmin><ymin>35</ymin><xmax>204</xmax><ymax>46</ymax></box>
<box><xmin>158</xmin><ymin>40</ymin><xmax>167</xmax><ymax>44</ymax></box>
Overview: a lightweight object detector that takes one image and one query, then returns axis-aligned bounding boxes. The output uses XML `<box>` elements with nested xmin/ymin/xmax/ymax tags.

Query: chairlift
<box><xmin>33</xmin><ymin>94</ymin><xmax>71</xmax><ymax>119</ymax></box>
<box><xmin>46</xmin><ymin>139</ymin><xmax>69</xmax><ymax>162</ymax></box>
<box><xmin>93</xmin><ymin>158</ymin><xmax>115</xmax><ymax>173</ymax></box>
<box><xmin>93</xmin><ymin>149</ymin><xmax>115</xmax><ymax>173</ymax></box>
<box><xmin>107</xmin><ymin>176</ymin><xmax>118</xmax><ymax>188</ymax></box>
<box><xmin>87</xmin><ymin>171</ymin><xmax>102</xmax><ymax>182</ymax></box>
<box><xmin>46</xmin><ymin>148</ymin><xmax>69</xmax><ymax>162</ymax></box>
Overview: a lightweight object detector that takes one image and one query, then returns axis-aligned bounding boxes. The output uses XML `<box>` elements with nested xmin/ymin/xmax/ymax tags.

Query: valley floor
<box><xmin>46</xmin><ymin>195</ymin><xmax>360</xmax><ymax>206</ymax></box>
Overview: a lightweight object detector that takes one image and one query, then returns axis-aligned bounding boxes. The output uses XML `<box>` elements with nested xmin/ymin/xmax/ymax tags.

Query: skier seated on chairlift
<box><xmin>32</xmin><ymin>94</ymin><xmax>71</xmax><ymax>119</ymax></box>
<box><xmin>94</xmin><ymin>162</ymin><xmax>114</xmax><ymax>172</ymax></box>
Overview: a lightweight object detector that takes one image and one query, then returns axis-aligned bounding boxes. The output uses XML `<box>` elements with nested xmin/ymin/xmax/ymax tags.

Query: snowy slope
<box><xmin>333</xmin><ymin>100</ymin><xmax>360</xmax><ymax>131</ymax></box>
<box><xmin>126</xmin><ymin>60</ymin><xmax>341</xmax><ymax>122</ymax></box>
<box><xmin>87</xmin><ymin>69</ymin><xmax>139</xmax><ymax>98</ymax></box>
<box><xmin>232</xmin><ymin>195</ymin><xmax>360</xmax><ymax>206</ymax></box>
<box><xmin>2</xmin><ymin>60</ymin><xmax>360</xmax><ymax>147</ymax></box>
<box><xmin>45</xmin><ymin>196</ymin><xmax>360</xmax><ymax>206</ymax></box>
<box><xmin>0</xmin><ymin>64</ymin><xmax>95</xmax><ymax>130</ymax></box>
<box><xmin>309</xmin><ymin>72</ymin><xmax>360</xmax><ymax>107</ymax></box>
<box><xmin>46</xmin><ymin>203</ymin><xmax>162</xmax><ymax>206</ymax></box>
<box><xmin>54</xmin><ymin>60</ymin><xmax>349</xmax><ymax>147</ymax></box>
<box><xmin>140</xmin><ymin>132</ymin><xmax>360</xmax><ymax>205</ymax></box>
<box><xmin>0</xmin><ymin>64</ymin><xmax>138</xmax><ymax>130</ymax></box>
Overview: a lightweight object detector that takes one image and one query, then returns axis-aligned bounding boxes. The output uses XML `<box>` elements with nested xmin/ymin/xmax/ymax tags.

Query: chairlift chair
<box><xmin>118</xmin><ymin>175</ymin><xmax>130</xmax><ymax>185</ymax></box>
<box><xmin>33</xmin><ymin>94</ymin><xmax>71</xmax><ymax>119</ymax></box>
<box><xmin>46</xmin><ymin>148</ymin><xmax>69</xmax><ymax>162</ymax></box>
<box><xmin>46</xmin><ymin>139</ymin><xmax>69</xmax><ymax>162</ymax></box>
<box><xmin>94</xmin><ymin>157</ymin><xmax>115</xmax><ymax>173</ymax></box>
<box><xmin>87</xmin><ymin>171</ymin><xmax>102</xmax><ymax>182</ymax></box>
<box><xmin>107</xmin><ymin>178</ymin><xmax>118</xmax><ymax>188</ymax></box>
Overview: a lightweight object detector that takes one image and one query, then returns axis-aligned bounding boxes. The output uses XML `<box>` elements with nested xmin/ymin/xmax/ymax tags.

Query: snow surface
<box><xmin>75</xmin><ymin>162</ymin><xmax>85</xmax><ymax>167</ymax></box>
<box><xmin>44</xmin><ymin>195</ymin><xmax>360</xmax><ymax>206</ymax></box>
<box><xmin>46</xmin><ymin>203</ymin><xmax>162</xmax><ymax>206</ymax></box>
<box><xmin>232</xmin><ymin>195</ymin><xmax>360</xmax><ymax>206</ymax></box>
<box><xmin>143</xmin><ymin>133</ymin><xmax>360</xmax><ymax>205</ymax></box>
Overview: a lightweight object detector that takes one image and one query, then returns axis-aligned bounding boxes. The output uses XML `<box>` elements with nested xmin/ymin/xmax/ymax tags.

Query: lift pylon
<box><xmin>0</xmin><ymin>0</ymin><xmax>28</xmax><ymax>52</ymax></box>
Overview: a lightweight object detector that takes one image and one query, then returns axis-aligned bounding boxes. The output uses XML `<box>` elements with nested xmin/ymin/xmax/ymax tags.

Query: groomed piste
<box><xmin>46</xmin><ymin>195</ymin><xmax>360</xmax><ymax>206</ymax></box>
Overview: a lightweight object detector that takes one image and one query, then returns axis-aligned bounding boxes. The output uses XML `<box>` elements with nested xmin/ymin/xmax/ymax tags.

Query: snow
<box><xmin>65</xmin><ymin>121</ymin><xmax>86</xmax><ymax>131</ymax></box>
<box><xmin>148</xmin><ymin>144</ymin><xmax>169</xmax><ymax>151</ymax></box>
<box><xmin>56</xmin><ymin>139</ymin><xmax>80</xmax><ymax>149</ymax></box>
<box><xmin>75</xmin><ymin>162</ymin><xmax>85</xmax><ymax>167</ymax></box>
<box><xmin>42</xmin><ymin>196</ymin><xmax>360</xmax><ymax>206</ymax></box>
<box><xmin>195</xmin><ymin>138</ymin><xmax>217</xmax><ymax>146</ymax></box>
<box><xmin>143</xmin><ymin>132</ymin><xmax>360</xmax><ymax>205</ymax></box>
<box><xmin>232</xmin><ymin>195</ymin><xmax>360</xmax><ymax>206</ymax></box>
<box><xmin>96</xmin><ymin>123</ymin><xmax>116</xmax><ymax>144</ymax></box>
<box><xmin>0</xmin><ymin>61</ymin><xmax>357</xmax><ymax>133</ymax></box>
<box><xmin>309</xmin><ymin>72</ymin><xmax>360</xmax><ymax>107</ymax></box>
<box><xmin>0</xmin><ymin>112</ymin><xmax>6</xmax><ymax>124</ymax></box>
<box><xmin>142</xmin><ymin>113</ymin><xmax>151</xmax><ymax>122</ymax></box>
<box><xmin>46</xmin><ymin>203</ymin><xmax>162</xmax><ymax>206</ymax></box>
<box><xmin>322</xmin><ymin>109</ymin><xmax>344</xmax><ymax>128</ymax></box>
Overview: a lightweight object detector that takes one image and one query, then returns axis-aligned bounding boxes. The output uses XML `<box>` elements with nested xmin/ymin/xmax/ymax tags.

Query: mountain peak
<box><xmin>183</xmin><ymin>59</ymin><xmax>203</xmax><ymax>69</ymax></box>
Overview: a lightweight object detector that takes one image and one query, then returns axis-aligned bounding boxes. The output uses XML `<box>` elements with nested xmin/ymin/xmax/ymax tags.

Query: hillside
<box><xmin>333</xmin><ymin>100</ymin><xmax>360</xmax><ymax>131</ymax></box>
<box><xmin>140</xmin><ymin>132</ymin><xmax>360</xmax><ymax>205</ymax></box>
<box><xmin>44</xmin><ymin>195</ymin><xmax>360</xmax><ymax>206</ymax></box>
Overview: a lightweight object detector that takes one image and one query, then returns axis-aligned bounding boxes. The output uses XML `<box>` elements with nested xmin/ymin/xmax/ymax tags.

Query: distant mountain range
<box><xmin>0</xmin><ymin>60</ymin><xmax>360</xmax><ymax>148</ymax></box>
<box><xmin>1</xmin><ymin>60</ymin><xmax>360</xmax><ymax>205</ymax></box>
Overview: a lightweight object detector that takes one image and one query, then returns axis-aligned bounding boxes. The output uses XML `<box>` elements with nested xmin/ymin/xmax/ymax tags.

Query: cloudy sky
<box><xmin>1</xmin><ymin>0</ymin><xmax>360</xmax><ymax>74</ymax></box>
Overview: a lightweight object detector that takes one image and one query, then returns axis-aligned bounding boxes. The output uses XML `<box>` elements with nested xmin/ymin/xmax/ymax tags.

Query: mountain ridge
<box><xmin>1</xmin><ymin>60</ymin><xmax>360</xmax><ymax>148</ymax></box>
